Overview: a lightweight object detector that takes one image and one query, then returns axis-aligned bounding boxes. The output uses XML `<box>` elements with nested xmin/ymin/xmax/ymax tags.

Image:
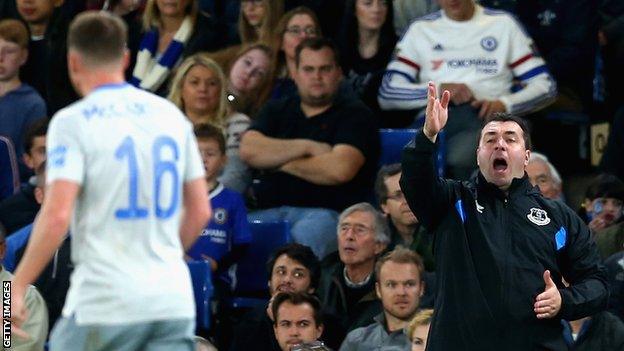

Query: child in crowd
<box><xmin>0</xmin><ymin>19</ymin><xmax>47</xmax><ymax>180</ymax></box>
<box><xmin>187</xmin><ymin>124</ymin><xmax>251</xmax><ymax>286</ymax></box>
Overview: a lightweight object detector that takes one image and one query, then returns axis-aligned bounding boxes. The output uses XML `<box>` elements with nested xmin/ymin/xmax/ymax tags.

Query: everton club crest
<box><xmin>527</xmin><ymin>208</ymin><xmax>550</xmax><ymax>226</ymax></box>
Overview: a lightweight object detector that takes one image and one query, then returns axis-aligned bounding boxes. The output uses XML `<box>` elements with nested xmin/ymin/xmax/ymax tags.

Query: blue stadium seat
<box><xmin>187</xmin><ymin>260</ymin><xmax>214</xmax><ymax>330</ymax></box>
<box><xmin>379</xmin><ymin>128</ymin><xmax>446</xmax><ymax>177</ymax></box>
<box><xmin>0</xmin><ymin>136</ymin><xmax>19</xmax><ymax>201</ymax></box>
<box><xmin>231</xmin><ymin>220</ymin><xmax>291</xmax><ymax>308</ymax></box>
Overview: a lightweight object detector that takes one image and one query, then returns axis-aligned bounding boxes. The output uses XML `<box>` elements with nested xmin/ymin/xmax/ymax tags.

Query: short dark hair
<box><xmin>479</xmin><ymin>113</ymin><xmax>532</xmax><ymax>150</ymax></box>
<box><xmin>294</xmin><ymin>37</ymin><xmax>340</xmax><ymax>68</ymax></box>
<box><xmin>266</xmin><ymin>243</ymin><xmax>320</xmax><ymax>291</ymax></box>
<box><xmin>375</xmin><ymin>163</ymin><xmax>402</xmax><ymax>205</ymax></box>
<box><xmin>585</xmin><ymin>173</ymin><xmax>624</xmax><ymax>201</ymax></box>
<box><xmin>68</xmin><ymin>11</ymin><xmax>127</xmax><ymax>67</ymax></box>
<box><xmin>193</xmin><ymin>123</ymin><xmax>226</xmax><ymax>155</ymax></box>
<box><xmin>23</xmin><ymin>119</ymin><xmax>48</xmax><ymax>155</ymax></box>
<box><xmin>0</xmin><ymin>19</ymin><xmax>29</xmax><ymax>48</ymax></box>
<box><xmin>375</xmin><ymin>246</ymin><xmax>425</xmax><ymax>283</ymax></box>
<box><xmin>272</xmin><ymin>292</ymin><xmax>323</xmax><ymax>327</ymax></box>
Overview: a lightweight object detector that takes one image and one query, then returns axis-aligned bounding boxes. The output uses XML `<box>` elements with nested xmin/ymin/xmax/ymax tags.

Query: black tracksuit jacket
<box><xmin>400</xmin><ymin>130</ymin><xmax>609</xmax><ymax>350</ymax></box>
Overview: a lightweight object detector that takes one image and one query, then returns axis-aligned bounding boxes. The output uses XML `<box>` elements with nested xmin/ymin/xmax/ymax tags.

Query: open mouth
<box><xmin>493</xmin><ymin>158</ymin><xmax>508</xmax><ymax>172</ymax></box>
<box><xmin>277</xmin><ymin>285</ymin><xmax>294</xmax><ymax>292</ymax></box>
<box><xmin>20</xmin><ymin>8</ymin><xmax>36</xmax><ymax>16</ymax></box>
<box><xmin>603</xmin><ymin>213</ymin><xmax>615</xmax><ymax>223</ymax></box>
<box><xmin>342</xmin><ymin>247</ymin><xmax>356</xmax><ymax>254</ymax></box>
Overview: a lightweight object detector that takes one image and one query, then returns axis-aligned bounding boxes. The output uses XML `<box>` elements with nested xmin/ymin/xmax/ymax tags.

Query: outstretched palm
<box><xmin>423</xmin><ymin>82</ymin><xmax>451</xmax><ymax>142</ymax></box>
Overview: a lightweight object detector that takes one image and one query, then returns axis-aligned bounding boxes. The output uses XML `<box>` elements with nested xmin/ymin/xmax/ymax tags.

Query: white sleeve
<box><xmin>46</xmin><ymin>113</ymin><xmax>86</xmax><ymax>185</ymax></box>
<box><xmin>378</xmin><ymin>24</ymin><xmax>430</xmax><ymax>110</ymax></box>
<box><xmin>183</xmin><ymin>122</ymin><xmax>205</xmax><ymax>182</ymax></box>
<box><xmin>498</xmin><ymin>16</ymin><xmax>557</xmax><ymax>115</ymax></box>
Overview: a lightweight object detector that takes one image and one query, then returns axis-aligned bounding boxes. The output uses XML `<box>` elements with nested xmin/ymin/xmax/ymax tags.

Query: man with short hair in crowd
<box><xmin>272</xmin><ymin>292</ymin><xmax>325</xmax><ymax>351</ymax></box>
<box><xmin>317</xmin><ymin>202</ymin><xmax>389</xmax><ymax>332</ymax></box>
<box><xmin>340</xmin><ymin>247</ymin><xmax>425</xmax><ymax>351</ymax></box>
<box><xmin>581</xmin><ymin>173</ymin><xmax>624</xmax><ymax>260</ymax></box>
<box><xmin>526</xmin><ymin>151</ymin><xmax>563</xmax><ymax>201</ymax></box>
<box><xmin>230</xmin><ymin>243</ymin><xmax>345</xmax><ymax>351</ymax></box>
<box><xmin>375</xmin><ymin>163</ymin><xmax>434</xmax><ymax>271</ymax></box>
<box><xmin>240</xmin><ymin>37</ymin><xmax>380</xmax><ymax>260</ymax></box>
<box><xmin>0</xmin><ymin>119</ymin><xmax>48</xmax><ymax>234</ymax></box>
<box><xmin>3</xmin><ymin>161</ymin><xmax>73</xmax><ymax>333</ymax></box>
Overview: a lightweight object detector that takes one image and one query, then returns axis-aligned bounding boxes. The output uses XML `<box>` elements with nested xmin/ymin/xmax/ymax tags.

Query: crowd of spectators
<box><xmin>1</xmin><ymin>0</ymin><xmax>624</xmax><ymax>350</ymax></box>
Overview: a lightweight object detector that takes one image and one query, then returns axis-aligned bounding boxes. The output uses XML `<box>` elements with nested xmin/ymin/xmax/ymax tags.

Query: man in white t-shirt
<box><xmin>379</xmin><ymin>0</ymin><xmax>557</xmax><ymax>179</ymax></box>
<box><xmin>10</xmin><ymin>11</ymin><xmax>211</xmax><ymax>351</ymax></box>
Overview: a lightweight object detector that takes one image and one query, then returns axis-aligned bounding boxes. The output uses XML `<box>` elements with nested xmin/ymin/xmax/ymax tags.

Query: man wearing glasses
<box><xmin>375</xmin><ymin>163</ymin><xmax>434</xmax><ymax>271</ymax></box>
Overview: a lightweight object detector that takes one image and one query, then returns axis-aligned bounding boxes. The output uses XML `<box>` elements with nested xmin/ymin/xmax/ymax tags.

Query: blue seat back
<box><xmin>234</xmin><ymin>220</ymin><xmax>291</xmax><ymax>296</ymax></box>
<box><xmin>379</xmin><ymin>128</ymin><xmax>446</xmax><ymax>177</ymax></box>
<box><xmin>379</xmin><ymin>128</ymin><xmax>417</xmax><ymax>167</ymax></box>
<box><xmin>187</xmin><ymin>260</ymin><xmax>214</xmax><ymax>330</ymax></box>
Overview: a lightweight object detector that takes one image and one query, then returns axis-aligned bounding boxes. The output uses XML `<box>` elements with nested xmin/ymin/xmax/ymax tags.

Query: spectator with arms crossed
<box><xmin>241</xmin><ymin>37</ymin><xmax>379</xmax><ymax>259</ymax></box>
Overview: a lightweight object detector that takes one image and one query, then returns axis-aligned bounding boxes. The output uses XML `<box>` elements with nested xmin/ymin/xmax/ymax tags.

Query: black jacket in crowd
<box><xmin>229</xmin><ymin>302</ymin><xmax>346</xmax><ymax>351</ymax></box>
<box><xmin>0</xmin><ymin>182</ymin><xmax>40</xmax><ymax>235</ymax></box>
<box><xmin>316</xmin><ymin>252</ymin><xmax>382</xmax><ymax>333</ymax></box>
<box><xmin>400</xmin><ymin>130</ymin><xmax>609</xmax><ymax>351</ymax></box>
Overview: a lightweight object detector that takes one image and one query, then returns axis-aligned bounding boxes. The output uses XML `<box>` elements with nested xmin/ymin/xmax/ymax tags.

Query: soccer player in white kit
<box><xmin>10</xmin><ymin>11</ymin><xmax>211</xmax><ymax>350</ymax></box>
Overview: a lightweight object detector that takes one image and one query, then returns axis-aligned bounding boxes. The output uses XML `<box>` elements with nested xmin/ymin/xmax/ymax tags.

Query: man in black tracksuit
<box><xmin>400</xmin><ymin>82</ymin><xmax>608</xmax><ymax>350</ymax></box>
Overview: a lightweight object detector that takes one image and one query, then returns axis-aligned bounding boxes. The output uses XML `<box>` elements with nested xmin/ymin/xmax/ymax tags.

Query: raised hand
<box><xmin>423</xmin><ymin>82</ymin><xmax>451</xmax><ymax>142</ymax></box>
<box><xmin>534</xmin><ymin>270</ymin><xmax>562</xmax><ymax>319</ymax></box>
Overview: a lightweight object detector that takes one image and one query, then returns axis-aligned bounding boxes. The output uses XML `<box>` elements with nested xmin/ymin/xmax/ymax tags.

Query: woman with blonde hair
<box><xmin>169</xmin><ymin>54</ymin><xmax>251</xmax><ymax>192</ymax></box>
<box><xmin>406</xmin><ymin>309</ymin><xmax>433</xmax><ymax>351</ymax></box>
<box><xmin>131</xmin><ymin>0</ymin><xmax>225</xmax><ymax>96</ymax></box>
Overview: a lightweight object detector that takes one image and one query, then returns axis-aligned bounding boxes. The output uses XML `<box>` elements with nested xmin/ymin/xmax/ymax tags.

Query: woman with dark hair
<box><xmin>131</xmin><ymin>0</ymin><xmax>225</xmax><ymax>96</ymax></box>
<box><xmin>269</xmin><ymin>6</ymin><xmax>321</xmax><ymax>100</ymax></box>
<box><xmin>238</xmin><ymin>0</ymin><xmax>283</xmax><ymax>44</ymax></box>
<box><xmin>338</xmin><ymin>0</ymin><xmax>396</xmax><ymax>115</ymax></box>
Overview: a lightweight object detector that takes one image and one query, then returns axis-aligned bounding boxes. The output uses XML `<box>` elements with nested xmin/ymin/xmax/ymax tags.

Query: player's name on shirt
<box><xmin>80</xmin><ymin>102</ymin><xmax>147</xmax><ymax>120</ymax></box>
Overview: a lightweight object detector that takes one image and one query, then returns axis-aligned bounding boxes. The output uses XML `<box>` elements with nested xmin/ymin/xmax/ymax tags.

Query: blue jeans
<box><xmin>248</xmin><ymin>206</ymin><xmax>339</xmax><ymax>259</ymax></box>
<box><xmin>49</xmin><ymin>316</ymin><xmax>195</xmax><ymax>351</ymax></box>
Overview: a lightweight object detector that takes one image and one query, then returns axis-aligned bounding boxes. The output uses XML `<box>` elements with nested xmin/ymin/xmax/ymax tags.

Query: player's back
<box><xmin>46</xmin><ymin>83</ymin><xmax>203</xmax><ymax>325</ymax></box>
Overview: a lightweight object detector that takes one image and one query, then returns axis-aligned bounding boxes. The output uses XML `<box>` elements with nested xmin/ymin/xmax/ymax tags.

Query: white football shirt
<box><xmin>46</xmin><ymin>83</ymin><xmax>205</xmax><ymax>325</ymax></box>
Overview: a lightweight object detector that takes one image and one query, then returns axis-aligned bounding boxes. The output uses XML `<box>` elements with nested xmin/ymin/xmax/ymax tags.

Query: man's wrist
<box><xmin>422</xmin><ymin>125</ymin><xmax>437</xmax><ymax>143</ymax></box>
